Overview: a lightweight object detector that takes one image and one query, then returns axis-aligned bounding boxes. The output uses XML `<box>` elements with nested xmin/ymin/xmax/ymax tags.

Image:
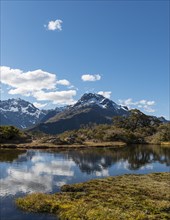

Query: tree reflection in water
<box><xmin>0</xmin><ymin>149</ymin><xmax>27</xmax><ymax>162</ymax></box>
<box><xmin>0</xmin><ymin>145</ymin><xmax>169</xmax><ymax>174</ymax></box>
<box><xmin>66</xmin><ymin>145</ymin><xmax>170</xmax><ymax>173</ymax></box>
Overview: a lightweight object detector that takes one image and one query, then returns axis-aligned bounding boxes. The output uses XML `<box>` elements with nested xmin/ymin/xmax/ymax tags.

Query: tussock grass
<box><xmin>0</xmin><ymin>141</ymin><xmax>126</xmax><ymax>149</ymax></box>
<box><xmin>84</xmin><ymin>141</ymin><xmax>126</xmax><ymax>147</ymax></box>
<box><xmin>161</xmin><ymin>142</ymin><xmax>170</xmax><ymax>146</ymax></box>
<box><xmin>16</xmin><ymin>173</ymin><xmax>170</xmax><ymax>220</ymax></box>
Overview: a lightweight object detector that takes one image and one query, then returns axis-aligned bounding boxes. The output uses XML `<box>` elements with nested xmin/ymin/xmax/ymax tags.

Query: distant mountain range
<box><xmin>29</xmin><ymin>93</ymin><xmax>129</xmax><ymax>134</ymax></box>
<box><xmin>0</xmin><ymin>93</ymin><xmax>168</xmax><ymax>134</ymax></box>
<box><xmin>0</xmin><ymin>98</ymin><xmax>46</xmax><ymax>129</ymax></box>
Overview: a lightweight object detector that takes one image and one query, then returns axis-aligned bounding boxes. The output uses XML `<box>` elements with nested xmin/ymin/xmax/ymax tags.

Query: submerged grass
<box><xmin>16</xmin><ymin>173</ymin><xmax>170</xmax><ymax>220</ymax></box>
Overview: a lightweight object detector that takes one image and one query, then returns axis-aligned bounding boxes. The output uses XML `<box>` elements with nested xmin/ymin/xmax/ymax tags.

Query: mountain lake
<box><xmin>0</xmin><ymin>144</ymin><xmax>170</xmax><ymax>220</ymax></box>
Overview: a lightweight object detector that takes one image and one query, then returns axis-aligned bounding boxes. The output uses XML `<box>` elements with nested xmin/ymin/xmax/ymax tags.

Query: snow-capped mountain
<box><xmin>73</xmin><ymin>93</ymin><xmax>128</xmax><ymax>113</ymax></box>
<box><xmin>30</xmin><ymin>93</ymin><xmax>130</xmax><ymax>134</ymax></box>
<box><xmin>0</xmin><ymin>98</ymin><xmax>46</xmax><ymax>129</ymax></box>
<box><xmin>1</xmin><ymin>94</ymin><xmax>167</xmax><ymax>133</ymax></box>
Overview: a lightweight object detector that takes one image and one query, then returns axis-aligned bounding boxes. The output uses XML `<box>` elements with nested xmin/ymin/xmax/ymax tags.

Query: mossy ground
<box><xmin>16</xmin><ymin>173</ymin><xmax>170</xmax><ymax>220</ymax></box>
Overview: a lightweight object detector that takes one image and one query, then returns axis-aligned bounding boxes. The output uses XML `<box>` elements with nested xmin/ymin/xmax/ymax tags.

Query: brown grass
<box><xmin>16</xmin><ymin>172</ymin><xmax>170</xmax><ymax>220</ymax></box>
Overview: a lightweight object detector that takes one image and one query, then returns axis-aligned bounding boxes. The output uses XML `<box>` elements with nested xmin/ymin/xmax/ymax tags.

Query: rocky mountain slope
<box><xmin>0</xmin><ymin>99</ymin><xmax>46</xmax><ymax>129</ymax></box>
<box><xmin>1</xmin><ymin>94</ymin><xmax>168</xmax><ymax>134</ymax></box>
<box><xmin>40</xmin><ymin>106</ymin><xmax>70</xmax><ymax>123</ymax></box>
<box><xmin>29</xmin><ymin>93</ymin><xmax>129</xmax><ymax>134</ymax></box>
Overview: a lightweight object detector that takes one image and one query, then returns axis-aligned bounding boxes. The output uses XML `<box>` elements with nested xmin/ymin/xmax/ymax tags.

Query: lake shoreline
<box><xmin>0</xmin><ymin>141</ymin><xmax>127</xmax><ymax>149</ymax></box>
<box><xmin>1</xmin><ymin>141</ymin><xmax>170</xmax><ymax>149</ymax></box>
<box><xmin>1</xmin><ymin>144</ymin><xmax>169</xmax><ymax>220</ymax></box>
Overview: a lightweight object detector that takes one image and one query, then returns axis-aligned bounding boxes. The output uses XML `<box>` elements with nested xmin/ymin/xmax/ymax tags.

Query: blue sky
<box><xmin>1</xmin><ymin>0</ymin><xmax>169</xmax><ymax>118</ymax></box>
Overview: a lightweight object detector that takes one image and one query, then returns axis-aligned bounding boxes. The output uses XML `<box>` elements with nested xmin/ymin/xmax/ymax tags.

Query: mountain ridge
<box><xmin>28</xmin><ymin>93</ymin><xmax>167</xmax><ymax>135</ymax></box>
<box><xmin>0</xmin><ymin>98</ymin><xmax>45</xmax><ymax>129</ymax></box>
<box><xmin>0</xmin><ymin>94</ymin><xmax>168</xmax><ymax>133</ymax></box>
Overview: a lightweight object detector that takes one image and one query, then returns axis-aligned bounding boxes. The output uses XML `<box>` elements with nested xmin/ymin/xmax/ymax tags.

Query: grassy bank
<box><xmin>16</xmin><ymin>172</ymin><xmax>170</xmax><ymax>220</ymax></box>
<box><xmin>161</xmin><ymin>142</ymin><xmax>170</xmax><ymax>145</ymax></box>
<box><xmin>1</xmin><ymin>141</ymin><xmax>169</xmax><ymax>149</ymax></box>
<box><xmin>0</xmin><ymin>140</ymin><xmax>126</xmax><ymax>149</ymax></box>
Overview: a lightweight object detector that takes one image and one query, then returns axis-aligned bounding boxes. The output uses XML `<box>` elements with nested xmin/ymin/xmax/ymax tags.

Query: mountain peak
<box><xmin>29</xmin><ymin>93</ymin><xmax>130</xmax><ymax>134</ymax></box>
<box><xmin>73</xmin><ymin>93</ymin><xmax>128</xmax><ymax>112</ymax></box>
<box><xmin>0</xmin><ymin>98</ymin><xmax>45</xmax><ymax>129</ymax></box>
<box><xmin>76</xmin><ymin>93</ymin><xmax>106</xmax><ymax>104</ymax></box>
<box><xmin>1</xmin><ymin>98</ymin><xmax>36</xmax><ymax>112</ymax></box>
<box><xmin>80</xmin><ymin>93</ymin><xmax>104</xmax><ymax>100</ymax></box>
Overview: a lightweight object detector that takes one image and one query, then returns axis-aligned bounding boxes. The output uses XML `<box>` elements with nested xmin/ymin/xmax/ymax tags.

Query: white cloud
<box><xmin>0</xmin><ymin>66</ymin><xmax>76</xmax><ymax>105</ymax></box>
<box><xmin>119</xmin><ymin>98</ymin><xmax>134</xmax><ymax>106</ymax></box>
<box><xmin>1</xmin><ymin>66</ymin><xmax>57</xmax><ymax>96</ymax></box>
<box><xmin>98</xmin><ymin>91</ymin><xmax>111</xmax><ymax>99</ymax></box>
<box><xmin>118</xmin><ymin>98</ymin><xmax>156</xmax><ymax>113</ymax></box>
<box><xmin>81</xmin><ymin>74</ymin><xmax>101</xmax><ymax>82</ymax></box>
<box><xmin>46</xmin><ymin>19</ymin><xmax>63</xmax><ymax>31</ymax></box>
<box><xmin>57</xmin><ymin>79</ymin><xmax>70</xmax><ymax>86</ymax></box>
<box><xmin>33</xmin><ymin>102</ymin><xmax>47</xmax><ymax>109</ymax></box>
<box><xmin>33</xmin><ymin>90</ymin><xmax>77</xmax><ymax>105</ymax></box>
<box><xmin>146</xmin><ymin>101</ymin><xmax>155</xmax><ymax>106</ymax></box>
<box><xmin>143</xmin><ymin>105</ymin><xmax>155</xmax><ymax>113</ymax></box>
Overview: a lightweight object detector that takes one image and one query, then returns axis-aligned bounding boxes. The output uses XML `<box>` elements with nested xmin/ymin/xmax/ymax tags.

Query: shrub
<box><xmin>0</xmin><ymin>126</ymin><xmax>31</xmax><ymax>143</ymax></box>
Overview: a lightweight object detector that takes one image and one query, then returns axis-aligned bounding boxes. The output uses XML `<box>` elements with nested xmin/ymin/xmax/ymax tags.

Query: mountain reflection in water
<box><xmin>0</xmin><ymin>145</ymin><xmax>169</xmax><ymax>197</ymax></box>
<box><xmin>67</xmin><ymin>145</ymin><xmax>170</xmax><ymax>172</ymax></box>
<box><xmin>0</xmin><ymin>145</ymin><xmax>170</xmax><ymax>220</ymax></box>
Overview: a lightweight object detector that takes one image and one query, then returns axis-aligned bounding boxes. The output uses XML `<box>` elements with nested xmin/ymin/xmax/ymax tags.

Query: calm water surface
<box><xmin>0</xmin><ymin>145</ymin><xmax>170</xmax><ymax>220</ymax></box>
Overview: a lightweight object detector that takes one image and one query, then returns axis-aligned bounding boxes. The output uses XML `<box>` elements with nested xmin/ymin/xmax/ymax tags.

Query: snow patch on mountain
<box><xmin>0</xmin><ymin>98</ymin><xmax>46</xmax><ymax>129</ymax></box>
<box><xmin>73</xmin><ymin>93</ymin><xmax>128</xmax><ymax>112</ymax></box>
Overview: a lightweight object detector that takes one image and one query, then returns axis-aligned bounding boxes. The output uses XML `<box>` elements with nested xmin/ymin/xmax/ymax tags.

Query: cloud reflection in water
<box><xmin>0</xmin><ymin>152</ymin><xmax>76</xmax><ymax>196</ymax></box>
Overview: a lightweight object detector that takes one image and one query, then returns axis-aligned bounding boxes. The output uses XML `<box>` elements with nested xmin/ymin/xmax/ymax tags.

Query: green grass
<box><xmin>16</xmin><ymin>172</ymin><xmax>170</xmax><ymax>220</ymax></box>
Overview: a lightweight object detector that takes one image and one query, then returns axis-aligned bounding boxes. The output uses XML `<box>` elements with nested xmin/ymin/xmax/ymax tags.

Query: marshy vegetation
<box><xmin>16</xmin><ymin>172</ymin><xmax>170</xmax><ymax>220</ymax></box>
